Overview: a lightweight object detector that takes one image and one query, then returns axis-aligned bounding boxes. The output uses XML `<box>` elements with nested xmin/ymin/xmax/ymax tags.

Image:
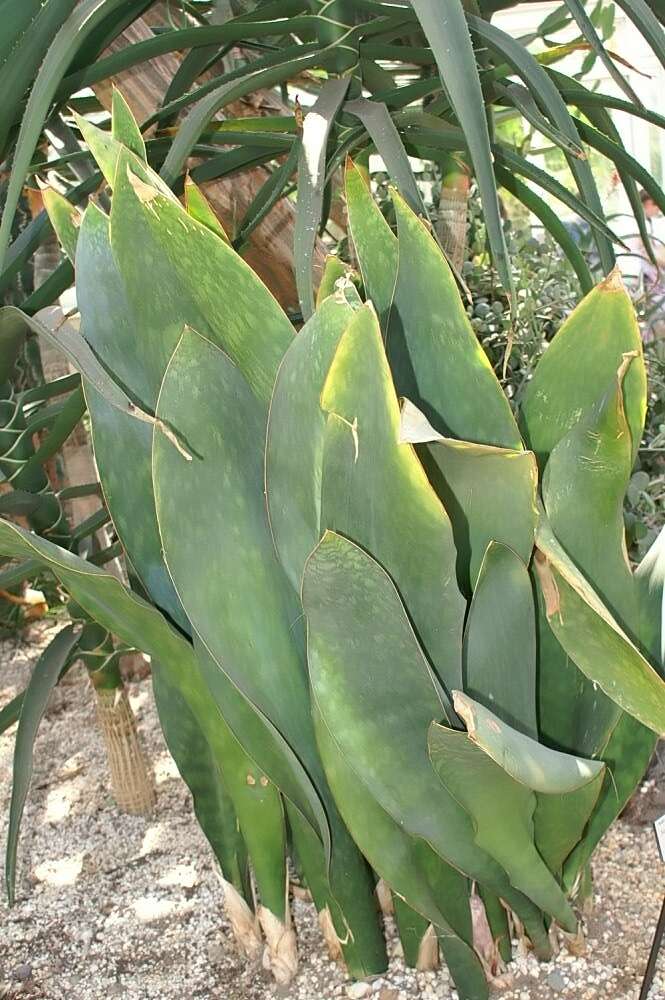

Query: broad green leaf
<box><xmin>452</xmin><ymin>692</ymin><xmax>604</xmax><ymax>794</ymax></box>
<box><xmin>392</xmin><ymin>897</ymin><xmax>433</xmax><ymax>969</ymax></box>
<box><xmin>153</xmin><ymin>329</ymin><xmax>386</xmax><ymax>973</ymax></box>
<box><xmin>111</xmin><ymin>87</ymin><xmax>146</xmax><ymax>160</ymax></box>
<box><xmin>562</xmin><ymin>712</ymin><xmax>654</xmax><ymax>887</ymax></box>
<box><xmin>74</xmin><ymin>114</ymin><xmax>174</xmax><ymax>198</ymax></box>
<box><xmin>388</xmin><ymin>191</ymin><xmax>522</xmax><ymax>449</ymax></box>
<box><xmin>110</xmin><ymin>147</ymin><xmax>293</xmax><ymax>407</ymax></box>
<box><xmin>401</xmin><ymin>399</ymin><xmax>537</xmax><ymax>593</ymax></box>
<box><xmin>636</xmin><ymin>527</ymin><xmax>665</xmax><ymax>667</ymax></box>
<box><xmin>314</xmin><ymin>709</ymin><xmax>488</xmax><ymax>1000</ymax></box>
<box><xmin>428</xmin><ymin>721</ymin><xmax>575</xmax><ymax>930</ymax></box>
<box><xmin>519</xmin><ymin>270</ymin><xmax>646</xmax><ymax>469</ymax></box>
<box><xmin>444</xmin><ymin>689</ymin><xmax>605</xmax><ymax>872</ymax></box>
<box><xmin>535</xmin><ymin>517</ymin><xmax>665</xmax><ymax>736</ymax></box>
<box><xmin>266</xmin><ymin>293</ymin><xmax>359</xmax><ymax>593</ymax></box>
<box><xmin>285</xmin><ymin>803</ymin><xmax>387</xmax><ymax>978</ymax></box>
<box><xmin>320</xmin><ymin>305</ymin><xmax>465</xmax><ymax>699</ymax></box>
<box><xmin>344</xmin><ymin>158</ymin><xmax>397</xmax><ymax>329</ymax></box>
<box><xmin>463</xmin><ymin>542</ymin><xmax>537</xmax><ymax>739</ymax></box>
<box><xmin>184</xmin><ymin>177</ymin><xmax>229</xmax><ymax>243</ymax></box>
<box><xmin>75</xmin><ymin>203</ymin><xmax>187</xmax><ymax>630</ymax></box>
<box><xmin>295</xmin><ymin>77</ymin><xmax>350</xmax><ymax>319</ymax></box>
<box><xmin>151</xmin><ymin>663</ymin><xmax>251</xmax><ymax>901</ymax></box>
<box><xmin>41</xmin><ymin>188</ymin><xmax>82</xmax><ymax>263</ymax></box>
<box><xmin>316</xmin><ymin>256</ymin><xmax>355</xmax><ymax>306</ymax></box>
<box><xmin>157</xmin><ymin>655</ymin><xmax>288</xmax><ymax>920</ymax></box>
<box><xmin>303</xmin><ymin>531</ymin><xmax>551</xmax><ymax>945</ymax></box>
<box><xmin>5</xmin><ymin>625</ymin><xmax>80</xmax><ymax>904</ymax></box>
<box><xmin>0</xmin><ymin>519</ymin><xmax>307</xmax><ymax>923</ymax></box>
<box><xmin>154</xmin><ymin>329</ymin><xmax>313</xmax><ymax>778</ymax></box>
<box><xmin>542</xmin><ymin>354</ymin><xmax>639</xmax><ymax>628</ymax></box>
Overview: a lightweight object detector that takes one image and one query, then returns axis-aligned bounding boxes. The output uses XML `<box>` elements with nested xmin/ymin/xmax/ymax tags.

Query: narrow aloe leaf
<box><xmin>613</xmin><ymin>0</ymin><xmax>665</xmax><ymax>72</ymax></box>
<box><xmin>428</xmin><ymin>721</ymin><xmax>576</xmax><ymax>930</ymax></box>
<box><xmin>183</xmin><ymin>176</ymin><xmax>229</xmax><ymax>243</ymax></box>
<box><xmin>499</xmin><ymin>82</ymin><xmax>585</xmax><ymax>159</ymax></box>
<box><xmin>388</xmin><ymin>192</ymin><xmax>521</xmax><ymax>448</ymax></box>
<box><xmin>303</xmin><ymin>531</ymin><xmax>551</xmax><ymax>946</ymax></box>
<box><xmin>535</xmin><ymin>517</ymin><xmax>665</xmax><ymax>736</ymax></box>
<box><xmin>494</xmin><ymin>145</ymin><xmax>623</xmax><ymax>249</ymax></box>
<box><xmin>0</xmin><ymin>0</ymin><xmax>133</xmax><ymax>269</ymax></box>
<box><xmin>0</xmin><ymin>692</ymin><xmax>24</xmax><ymax>737</ymax></box>
<box><xmin>111</xmin><ymin>87</ymin><xmax>146</xmax><ymax>160</ymax></box>
<box><xmin>344</xmin><ymin>158</ymin><xmax>397</xmax><ymax>328</ymax></box>
<box><xmin>314</xmin><ymin>709</ymin><xmax>489</xmax><ymax>1000</ymax></box>
<box><xmin>345</xmin><ymin>98</ymin><xmax>425</xmax><ymax>216</ymax></box>
<box><xmin>6</xmin><ymin>624</ymin><xmax>81</xmax><ymax>904</ymax></box>
<box><xmin>295</xmin><ymin>77</ymin><xmax>350</xmax><ymax>319</ymax></box>
<box><xmin>151</xmin><ymin>663</ymin><xmax>251</xmax><ymax>901</ymax></box>
<box><xmin>520</xmin><ymin>269</ymin><xmax>646</xmax><ymax>469</ymax></box>
<box><xmin>266</xmin><ymin>293</ymin><xmax>359</xmax><ymax>593</ymax></box>
<box><xmin>463</xmin><ymin>542</ymin><xmax>537</xmax><ymax>739</ymax></box>
<box><xmin>493</xmin><ymin>164</ymin><xmax>593</xmax><ymax>294</ymax></box>
<box><xmin>235</xmin><ymin>136</ymin><xmax>301</xmax><ymax>248</ymax></box>
<box><xmin>319</xmin><ymin>305</ymin><xmax>465</xmax><ymax>700</ymax></box>
<box><xmin>160</xmin><ymin>47</ymin><xmax>326</xmax><ymax>186</ymax></box>
<box><xmin>563</xmin><ymin>0</ymin><xmax>643</xmax><ymax>105</ymax></box>
<box><xmin>469</xmin><ymin>13</ymin><xmax>615</xmax><ymax>273</ymax></box>
<box><xmin>400</xmin><ymin>399</ymin><xmax>536</xmax><ymax>594</ymax></box>
<box><xmin>549</xmin><ymin>74</ymin><xmax>655</xmax><ymax>264</ymax></box>
<box><xmin>409</xmin><ymin>0</ymin><xmax>512</xmax><ymax>297</ymax></box>
<box><xmin>0</xmin><ymin>0</ymin><xmax>76</xmax><ymax>161</ymax></box>
<box><xmin>41</xmin><ymin>188</ymin><xmax>83</xmax><ymax>263</ymax></box>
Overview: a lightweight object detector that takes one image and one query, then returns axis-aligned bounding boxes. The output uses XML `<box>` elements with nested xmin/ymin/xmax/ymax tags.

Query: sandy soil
<box><xmin>1</xmin><ymin>622</ymin><xmax>665</xmax><ymax>1000</ymax></box>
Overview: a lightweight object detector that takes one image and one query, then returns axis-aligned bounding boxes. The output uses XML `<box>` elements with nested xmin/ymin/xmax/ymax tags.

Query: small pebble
<box><xmin>346</xmin><ymin>984</ymin><xmax>371</xmax><ymax>999</ymax></box>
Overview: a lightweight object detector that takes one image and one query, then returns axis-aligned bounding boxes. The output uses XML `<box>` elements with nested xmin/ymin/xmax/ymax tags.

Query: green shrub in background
<box><xmin>1</xmin><ymin>101</ymin><xmax>665</xmax><ymax>1000</ymax></box>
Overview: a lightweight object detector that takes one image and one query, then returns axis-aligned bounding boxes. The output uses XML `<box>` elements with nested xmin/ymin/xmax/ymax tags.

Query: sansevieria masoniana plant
<box><xmin>2</xmin><ymin>95</ymin><xmax>665</xmax><ymax>1000</ymax></box>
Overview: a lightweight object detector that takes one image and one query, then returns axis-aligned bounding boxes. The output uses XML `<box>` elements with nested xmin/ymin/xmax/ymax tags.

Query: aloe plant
<box><xmin>1</xmin><ymin>99</ymin><xmax>665</xmax><ymax>1000</ymax></box>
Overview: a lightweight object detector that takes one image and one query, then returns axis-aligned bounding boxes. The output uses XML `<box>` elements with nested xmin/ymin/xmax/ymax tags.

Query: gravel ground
<box><xmin>1</xmin><ymin>623</ymin><xmax>665</xmax><ymax>1000</ymax></box>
